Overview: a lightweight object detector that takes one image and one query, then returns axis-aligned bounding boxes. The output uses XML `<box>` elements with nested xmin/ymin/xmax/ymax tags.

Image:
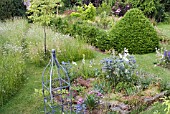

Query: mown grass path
<box><xmin>0</xmin><ymin>65</ymin><xmax>44</xmax><ymax>114</ymax></box>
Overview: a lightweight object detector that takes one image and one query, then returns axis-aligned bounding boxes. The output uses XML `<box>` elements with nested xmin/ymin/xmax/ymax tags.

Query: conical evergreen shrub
<box><xmin>110</xmin><ymin>8</ymin><xmax>159</xmax><ymax>54</ymax></box>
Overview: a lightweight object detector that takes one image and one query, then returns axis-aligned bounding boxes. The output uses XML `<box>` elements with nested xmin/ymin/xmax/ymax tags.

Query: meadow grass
<box><xmin>157</xmin><ymin>23</ymin><xmax>170</xmax><ymax>39</ymax></box>
<box><xmin>25</xmin><ymin>22</ymin><xmax>95</xmax><ymax>66</ymax></box>
<box><xmin>135</xmin><ymin>53</ymin><xmax>170</xmax><ymax>82</ymax></box>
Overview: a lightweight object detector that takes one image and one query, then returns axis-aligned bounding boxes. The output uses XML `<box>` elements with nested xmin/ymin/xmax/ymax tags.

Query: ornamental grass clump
<box><xmin>110</xmin><ymin>8</ymin><xmax>159</xmax><ymax>54</ymax></box>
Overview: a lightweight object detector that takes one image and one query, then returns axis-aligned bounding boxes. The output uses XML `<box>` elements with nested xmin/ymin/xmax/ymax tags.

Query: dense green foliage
<box><xmin>51</xmin><ymin>17</ymin><xmax>111</xmax><ymax>51</ymax></box>
<box><xmin>111</xmin><ymin>0</ymin><xmax>170</xmax><ymax>22</ymax></box>
<box><xmin>0</xmin><ymin>0</ymin><xmax>26</xmax><ymax>20</ymax></box>
<box><xmin>126</xmin><ymin>0</ymin><xmax>168</xmax><ymax>22</ymax></box>
<box><xmin>97</xmin><ymin>1</ymin><xmax>111</xmax><ymax>15</ymax></box>
<box><xmin>129</xmin><ymin>0</ymin><xmax>170</xmax><ymax>22</ymax></box>
<box><xmin>70</xmin><ymin>3</ymin><xmax>96</xmax><ymax>21</ymax></box>
<box><xmin>71</xmin><ymin>21</ymin><xmax>110</xmax><ymax>51</ymax></box>
<box><xmin>110</xmin><ymin>8</ymin><xmax>159</xmax><ymax>54</ymax></box>
<box><xmin>0</xmin><ymin>47</ymin><xmax>27</xmax><ymax>106</ymax></box>
<box><xmin>27</xmin><ymin>0</ymin><xmax>60</xmax><ymax>25</ymax></box>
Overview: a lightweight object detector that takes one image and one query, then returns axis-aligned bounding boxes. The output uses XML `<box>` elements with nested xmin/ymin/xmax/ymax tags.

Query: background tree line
<box><xmin>0</xmin><ymin>0</ymin><xmax>170</xmax><ymax>22</ymax></box>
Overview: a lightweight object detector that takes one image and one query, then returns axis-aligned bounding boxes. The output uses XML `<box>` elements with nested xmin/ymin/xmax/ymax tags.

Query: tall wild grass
<box><xmin>25</xmin><ymin>23</ymin><xmax>95</xmax><ymax>66</ymax></box>
<box><xmin>0</xmin><ymin>19</ymin><xmax>28</xmax><ymax>106</ymax></box>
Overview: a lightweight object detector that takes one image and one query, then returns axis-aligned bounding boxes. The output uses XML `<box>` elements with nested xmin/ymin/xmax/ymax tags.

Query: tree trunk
<box><xmin>44</xmin><ymin>26</ymin><xmax>47</xmax><ymax>55</ymax></box>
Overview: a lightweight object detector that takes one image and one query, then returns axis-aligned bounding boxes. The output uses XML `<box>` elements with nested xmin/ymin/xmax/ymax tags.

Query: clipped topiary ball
<box><xmin>110</xmin><ymin>8</ymin><xmax>159</xmax><ymax>54</ymax></box>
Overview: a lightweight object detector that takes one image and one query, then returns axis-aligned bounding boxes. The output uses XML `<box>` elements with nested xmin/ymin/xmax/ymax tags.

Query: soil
<box><xmin>63</xmin><ymin>10</ymin><xmax>76</xmax><ymax>15</ymax></box>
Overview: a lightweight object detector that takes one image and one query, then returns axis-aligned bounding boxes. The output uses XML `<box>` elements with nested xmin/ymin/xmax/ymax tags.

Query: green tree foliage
<box><xmin>125</xmin><ymin>0</ymin><xmax>169</xmax><ymax>22</ymax></box>
<box><xmin>82</xmin><ymin>3</ymin><xmax>96</xmax><ymax>21</ymax></box>
<box><xmin>70</xmin><ymin>3</ymin><xmax>96</xmax><ymax>21</ymax></box>
<box><xmin>27</xmin><ymin>0</ymin><xmax>61</xmax><ymax>25</ymax></box>
<box><xmin>62</xmin><ymin>0</ymin><xmax>71</xmax><ymax>7</ymax></box>
<box><xmin>97</xmin><ymin>1</ymin><xmax>111</xmax><ymax>15</ymax></box>
<box><xmin>162</xmin><ymin>0</ymin><xmax>170</xmax><ymax>11</ymax></box>
<box><xmin>0</xmin><ymin>0</ymin><xmax>26</xmax><ymax>20</ymax></box>
<box><xmin>110</xmin><ymin>8</ymin><xmax>159</xmax><ymax>54</ymax></box>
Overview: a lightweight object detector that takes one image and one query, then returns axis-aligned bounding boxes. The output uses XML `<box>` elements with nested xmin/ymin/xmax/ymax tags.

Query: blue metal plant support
<box><xmin>42</xmin><ymin>49</ymin><xmax>72</xmax><ymax>114</ymax></box>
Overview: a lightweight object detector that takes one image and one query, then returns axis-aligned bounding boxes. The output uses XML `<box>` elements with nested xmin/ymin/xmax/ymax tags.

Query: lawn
<box><xmin>0</xmin><ymin>19</ymin><xmax>170</xmax><ymax>114</ymax></box>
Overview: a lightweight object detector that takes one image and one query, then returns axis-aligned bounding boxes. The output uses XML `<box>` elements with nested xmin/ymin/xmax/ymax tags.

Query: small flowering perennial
<box><xmin>75</xmin><ymin>97</ymin><xmax>86</xmax><ymax>114</ymax></box>
<box><xmin>101</xmin><ymin>48</ymin><xmax>137</xmax><ymax>87</ymax></box>
<box><xmin>164</xmin><ymin>51</ymin><xmax>170</xmax><ymax>61</ymax></box>
<box><xmin>155</xmin><ymin>48</ymin><xmax>170</xmax><ymax>68</ymax></box>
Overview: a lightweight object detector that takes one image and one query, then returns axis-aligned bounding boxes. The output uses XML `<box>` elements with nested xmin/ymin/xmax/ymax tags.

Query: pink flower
<box><xmin>97</xmin><ymin>92</ymin><xmax>102</xmax><ymax>97</ymax></box>
<box><xmin>77</xmin><ymin>98</ymin><xmax>84</xmax><ymax>104</ymax></box>
<box><xmin>115</xmin><ymin>8</ymin><xmax>121</xmax><ymax>13</ymax></box>
<box><xmin>88</xmin><ymin>91</ymin><xmax>94</xmax><ymax>94</ymax></box>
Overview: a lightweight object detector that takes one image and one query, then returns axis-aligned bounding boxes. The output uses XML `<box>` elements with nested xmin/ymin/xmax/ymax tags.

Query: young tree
<box><xmin>27</xmin><ymin>0</ymin><xmax>63</xmax><ymax>55</ymax></box>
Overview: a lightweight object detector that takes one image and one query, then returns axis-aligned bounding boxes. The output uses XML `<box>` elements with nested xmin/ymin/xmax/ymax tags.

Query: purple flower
<box><xmin>164</xmin><ymin>51</ymin><xmax>170</xmax><ymax>61</ymax></box>
<box><xmin>115</xmin><ymin>8</ymin><xmax>121</xmax><ymax>13</ymax></box>
<box><xmin>97</xmin><ymin>92</ymin><xmax>103</xmax><ymax>97</ymax></box>
<box><xmin>24</xmin><ymin>0</ymin><xmax>31</xmax><ymax>10</ymax></box>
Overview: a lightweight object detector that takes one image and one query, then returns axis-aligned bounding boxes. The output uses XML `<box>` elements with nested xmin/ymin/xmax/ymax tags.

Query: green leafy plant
<box><xmin>126</xmin><ymin>0</ymin><xmax>168</xmax><ymax>22</ymax></box>
<box><xmin>72</xmin><ymin>86</ymin><xmax>85</xmax><ymax>94</ymax></box>
<box><xmin>84</xmin><ymin>93</ymin><xmax>100</xmax><ymax>113</ymax></box>
<box><xmin>163</xmin><ymin>97</ymin><xmax>170</xmax><ymax>114</ymax></box>
<box><xmin>97</xmin><ymin>1</ymin><xmax>111</xmax><ymax>15</ymax></box>
<box><xmin>110</xmin><ymin>8</ymin><xmax>159</xmax><ymax>54</ymax></box>
<box><xmin>70</xmin><ymin>21</ymin><xmax>111</xmax><ymax>51</ymax></box>
<box><xmin>70</xmin><ymin>3</ymin><xmax>96</xmax><ymax>21</ymax></box>
<box><xmin>97</xmin><ymin>11</ymin><xmax>114</xmax><ymax>29</ymax></box>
